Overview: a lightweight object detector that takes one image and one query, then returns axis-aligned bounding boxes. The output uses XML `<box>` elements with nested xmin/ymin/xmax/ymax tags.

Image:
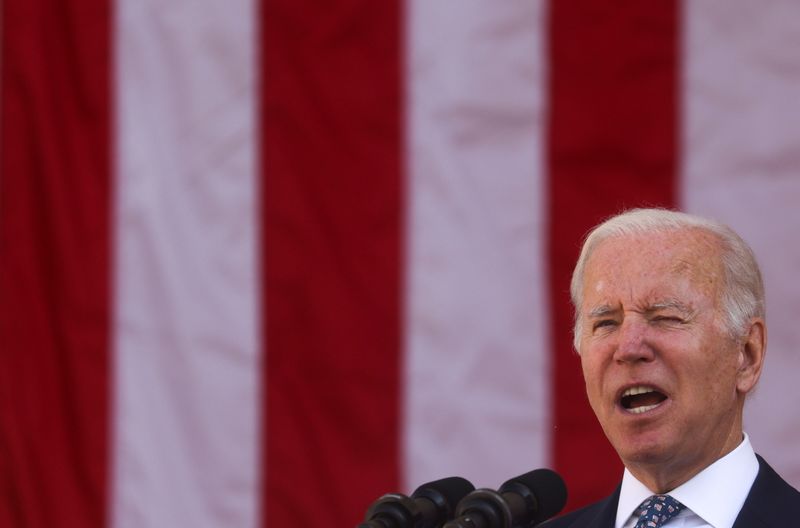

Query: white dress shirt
<box><xmin>615</xmin><ymin>433</ymin><xmax>759</xmax><ymax>528</ymax></box>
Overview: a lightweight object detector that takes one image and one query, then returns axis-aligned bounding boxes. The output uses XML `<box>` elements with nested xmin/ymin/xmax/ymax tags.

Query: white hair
<box><xmin>571</xmin><ymin>208</ymin><xmax>765</xmax><ymax>349</ymax></box>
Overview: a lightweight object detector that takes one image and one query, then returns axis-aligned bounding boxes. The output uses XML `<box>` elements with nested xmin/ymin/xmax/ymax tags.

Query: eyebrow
<box><xmin>586</xmin><ymin>299</ymin><xmax>693</xmax><ymax>319</ymax></box>
<box><xmin>645</xmin><ymin>299</ymin><xmax>693</xmax><ymax>315</ymax></box>
<box><xmin>587</xmin><ymin>305</ymin><xmax>617</xmax><ymax>318</ymax></box>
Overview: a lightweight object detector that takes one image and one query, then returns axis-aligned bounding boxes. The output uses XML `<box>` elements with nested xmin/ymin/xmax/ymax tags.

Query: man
<box><xmin>543</xmin><ymin>209</ymin><xmax>800</xmax><ymax>528</ymax></box>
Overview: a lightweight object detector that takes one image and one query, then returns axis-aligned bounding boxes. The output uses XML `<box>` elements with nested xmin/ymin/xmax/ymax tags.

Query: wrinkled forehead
<box><xmin>582</xmin><ymin>228</ymin><xmax>726</xmax><ymax>306</ymax></box>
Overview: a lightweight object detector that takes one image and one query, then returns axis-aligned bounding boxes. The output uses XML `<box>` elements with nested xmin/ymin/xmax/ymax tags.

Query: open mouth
<box><xmin>620</xmin><ymin>386</ymin><xmax>667</xmax><ymax>414</ymax></box>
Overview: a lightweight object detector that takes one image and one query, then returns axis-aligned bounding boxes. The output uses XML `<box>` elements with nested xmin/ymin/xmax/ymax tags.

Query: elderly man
<box><xmin>543</xmin><ymin>209</ymin><xmax>800</xmax><ymax>528</ymax></box>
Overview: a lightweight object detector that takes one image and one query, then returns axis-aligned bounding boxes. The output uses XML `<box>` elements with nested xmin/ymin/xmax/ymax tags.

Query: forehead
<box><xmin>582</xmin><ymin>228</ymin><xmax>724</xmax><ymax>307</ymax></box>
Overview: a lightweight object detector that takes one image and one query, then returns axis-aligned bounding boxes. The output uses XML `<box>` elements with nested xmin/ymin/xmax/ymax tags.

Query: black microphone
<box><xmin>443</xmin><ymin>468</ymin><xmax>567</xmax><ymax>528</ymax></box>
<box><xmin>359</xmin><ymin>476</ymin><xmax>475</xmax><ymax>528</ymax></box>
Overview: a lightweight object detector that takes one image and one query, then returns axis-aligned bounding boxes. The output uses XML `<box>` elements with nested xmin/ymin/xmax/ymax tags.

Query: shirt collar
<box><xmin>615</xmin><ymin>433</ymin><xmax>759</xmax><ymax>528</ymax></box>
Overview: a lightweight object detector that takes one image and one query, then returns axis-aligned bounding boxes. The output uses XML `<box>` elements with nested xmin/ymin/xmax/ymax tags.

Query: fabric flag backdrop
<box><xmin>2</xmin><ymin>1</ymin><xmax>800</xmax><ymax>527</ymax></box>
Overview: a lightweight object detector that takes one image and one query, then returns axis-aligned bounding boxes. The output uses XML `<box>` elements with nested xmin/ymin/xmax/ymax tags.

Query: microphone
<box><xmin>443</xmin><ymin>468</ymin><xmax>567</xmax><ymax>528</ymax></box>
<box><xmin>359</xmin><ymin>476</ymin><xmax>475</xmax><ymax>528</ymax></box>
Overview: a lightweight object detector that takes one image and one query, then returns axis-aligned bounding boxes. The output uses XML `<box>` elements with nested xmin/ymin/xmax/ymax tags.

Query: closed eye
<box><xmin>652</xmin><ymin>316</ymin><xmax>684</xmax><ymax>324</ymax></box>
<box><xmin>593</xmin><ymin>319</ymin><xmax>618</xmax><ymax>330</ymax></box>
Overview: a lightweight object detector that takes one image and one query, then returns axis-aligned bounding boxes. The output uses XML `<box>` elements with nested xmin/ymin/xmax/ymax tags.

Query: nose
<box><xmin>613</xmin><ymin>317</ymin><xmax>655</xmax><ymax>363</ymax></box>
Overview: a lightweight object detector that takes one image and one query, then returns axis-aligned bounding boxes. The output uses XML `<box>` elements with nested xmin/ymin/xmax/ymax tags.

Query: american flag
<box><xmin>2</xmin><ymin>1</ymin><xmax>800</xmax><ymax>526</ymax></box>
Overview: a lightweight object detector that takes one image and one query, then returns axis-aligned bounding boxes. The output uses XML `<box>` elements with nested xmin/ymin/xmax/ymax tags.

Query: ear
<box><xmin>736</xmin><ymin>318</ymin><xmax>766</xmax><ymax>395</ymax></box>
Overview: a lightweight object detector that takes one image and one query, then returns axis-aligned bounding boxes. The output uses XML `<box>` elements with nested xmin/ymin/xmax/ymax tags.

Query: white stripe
<box><xmin>683</xmin><ymin>1</ymin><xmax>800</xmax><ymax>489</ymax></box>
<box><xmin>404</xmin><ymin>0</ymin><xmax>550</xmax><ymax>490</ymax></box>
<box><xmin>112</xmin><ymin>1</ymin><xmax>259</xmax><ymax>526</ymax></box>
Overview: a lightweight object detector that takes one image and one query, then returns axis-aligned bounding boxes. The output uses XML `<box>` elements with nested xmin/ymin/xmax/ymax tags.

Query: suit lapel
<box><xmin>542</xmin><ymin>485</ymin><xmax>620</xmax><ymax>528</ymax></box>
<box><xmin>731</xmin><ymin>454</ymin><xmax>794</xmax><ymax>528</ymax></box>
<box><xmin>731</xmin><ymin>503</ymin><xmax>767</xmax><ymax>528</ymax></box>
<box><xmin>583</xmin><ymin>486</ymin><xmax>620</xmax><ymax>528</ymax></box>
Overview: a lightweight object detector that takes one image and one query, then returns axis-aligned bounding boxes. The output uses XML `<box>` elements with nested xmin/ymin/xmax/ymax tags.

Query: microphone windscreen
<box><xmin>412</xmin><ymin>476</ymin><xmax>475</xmax><ymax>516</ymax></box>
<box><xmin>501</xmin><ymin>468</ymin><xmax>567</xmax><ymax>524</ymax></box>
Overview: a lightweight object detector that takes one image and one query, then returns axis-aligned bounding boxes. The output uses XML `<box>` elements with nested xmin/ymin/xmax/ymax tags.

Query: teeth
<box><xmin>628</xmin><ymin>403</ymin><xmax>659</xmax><ymax>414</ymax></box>
<box><xmin>622</xmin><ymin>386</ymin><xmax>656</xmax><ymax>397</ymax></box>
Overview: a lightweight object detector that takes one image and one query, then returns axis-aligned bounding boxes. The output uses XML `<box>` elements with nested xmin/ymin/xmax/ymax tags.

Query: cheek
<box><xmin>579</xmin><ymin>354</ymin><xmax>593</xmax><ymax>383</ymax></box>
<box><xmin>687</xmin><ymin>345</ymin><xmax>740</xmax><ymax>401</ymax></box>
<box><xmin>580</xmin><ymin>355</ymin><xmax>604</xmax><ymax>402</ymax></box>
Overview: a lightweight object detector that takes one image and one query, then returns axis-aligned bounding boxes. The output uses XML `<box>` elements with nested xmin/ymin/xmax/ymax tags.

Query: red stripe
<box><xmin>0</xmin><ymin>1</ymin><xmax>111</xmax><ymax>527</ymax></box>
<box><xmin>547</xmin><ymin>1</ymin><xmax>679</xmax><ymax>511</ymax></box>
<box><xmin>260</xmin><ymin>1</ymin><xmax>403</xmax><ymax>525</ymax></box>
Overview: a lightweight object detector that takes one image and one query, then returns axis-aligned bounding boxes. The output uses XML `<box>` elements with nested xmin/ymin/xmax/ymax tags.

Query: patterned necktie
<box><xmin>633</xmin><ymin>495</ymin><xmax>685</xmax><ymax>528</ymax></box>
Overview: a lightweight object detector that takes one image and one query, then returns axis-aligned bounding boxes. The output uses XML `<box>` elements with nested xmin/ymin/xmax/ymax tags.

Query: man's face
<box><xmin>577</xmin><ymin>229</ymin><xmax>755</xmax><ymax>488</ymax></box>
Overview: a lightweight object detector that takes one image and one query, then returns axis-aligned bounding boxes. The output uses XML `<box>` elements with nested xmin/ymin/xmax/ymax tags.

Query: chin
<box><xmin>612</xmin><ymin>434</ymin><xmax>674</xmax><ymax>467</ymax></box>
<box><xmin>619</xmin><ymin>446</ymin><xmax>670</xmax><ymax>466</ymax></box>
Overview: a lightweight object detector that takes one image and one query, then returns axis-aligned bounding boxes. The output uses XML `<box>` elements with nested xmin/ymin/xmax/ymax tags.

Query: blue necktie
<box><xmin>633</xmin><ymin>495</ymin><xmax>685</xmax><ymax>528</ymax></box>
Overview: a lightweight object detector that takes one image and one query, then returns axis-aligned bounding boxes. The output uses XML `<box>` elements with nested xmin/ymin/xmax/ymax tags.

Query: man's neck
<box><xmin>625</xmin><ymin>428</ymin><xmax>744</xmax><ymax>493</ymax></box>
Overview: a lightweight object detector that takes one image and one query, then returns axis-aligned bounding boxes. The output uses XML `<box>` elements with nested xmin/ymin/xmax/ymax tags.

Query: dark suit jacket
<box><xmin>541</xmin><ymin>455</ymin><xmax>800</xmax><ymax>527</ymax></box>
